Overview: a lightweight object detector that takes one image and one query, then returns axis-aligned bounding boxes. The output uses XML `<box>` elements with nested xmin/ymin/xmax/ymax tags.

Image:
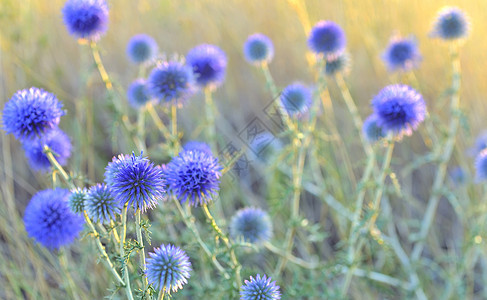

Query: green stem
<box><xmin>120</xmin><ymin>205</ymin><xmax>134</xmax><ymax>300</ymax></box>
<box><xmin>342</xmin><ymin>137</ymin><xmax>395</xmax><ymax>296</ymax></box>
<box><xmin>158</xmin><ymin>289</ymin><xmax>165</xmax><ymax>300</ymax></box>
<box><xmin>136</xmin><ymin>108</ymin><xmax>146</xmax><ymax>152</ymax></box>
<box><xmin>58</xmin><ymin>249</ymin><xmax>80</xmax><ymax>300</ymax></box>
<box><xmin>204</xmin><ymin>88</ymin><xmax>217</xmax><ymax>151</ymax></box>
<box><xmin>173</xmin><ymin>198</ymin><xmax>230</xmax><ymax>278</ymax></box>
<box><xmin>172</xmin><ymin>104</ymin><xmax>178</xmax><ymax>148</ymax></box>
<box><xmin>202</xmin><ymin>204</ymin><xmax>241</xmax><ymax>289</ymax></box>
<box><xmin>260</xmin><ymin>63</ymin><xmax>296</xmax><ymax>133</ymax></box>
<box><xmin>135</xmin><ymin>209</ymin><xmax>148</xmax><ymax>290</ymax></box>
<box><xmin>273</xmin><ymin>136</ymin><xmax>308</xmax><ymax>277</ymax></box>
<box><xmin>411</xmin><ymin>44</ymin><xmax>461</xmax><ymax>262</ymax></box>
<box><xmin>147</xmin><ymin>103</ymin><xmax>178</xmax><ymax>152</ymax></box>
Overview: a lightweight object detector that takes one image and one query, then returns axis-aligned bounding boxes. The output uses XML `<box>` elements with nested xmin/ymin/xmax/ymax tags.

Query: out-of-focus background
<box><xmin>1</xmin><ymin>0</ymin><xmax>487</xmax><ymax>299</ymax></box>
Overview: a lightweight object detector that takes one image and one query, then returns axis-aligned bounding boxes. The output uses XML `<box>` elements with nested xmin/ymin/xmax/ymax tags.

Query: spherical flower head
<box><xmin>449</xmin><ymin>166</ymin><xmax>467</xmax><ymax>186</ymax></box>
<box><xmin>244</xmin><ymin>33</ymin><xmax>274</xmax><ymax>64</ymax></box>
<box><xmin>105</xmin><ymin>153</ymin><xmax>166</xmax><ymax>212</ymax></box>
<box><xmin>164</xmin><ymin>150</ymin><xmax>222</xmax><ymax>206</ymax></box>
<box><xmin>240</xmin><ymin>274</ymin><xmax>281</xmax><ymax>300</ymax></box>
<box><xmin>280</xmin><ymin>83</ymin><xmax>313</xmax><ymax>118</ymax></box>
<box><xmin>475</xmin><ymin>149</ymin><xmax>487</xmax><ymax>182</ymax></box>
<box><xmin>250</xmin><ymin>132</ymin><xmax>282</xmax><ymax>164</ymax></box>
<box><xmin>126</xmin><ymin>34</ymin><xmax>158</xmax><ymax>64</ymax></box>
<box><xmin>382</xmin><ymin>35</ymin><xmax>421</xmax><ymax>71</ymax></box>
<box><xmin>308</xmin><ymin>20</ymin><xmax>346</xmax><ymax>56</ymax></box>
<box><xmin>362</xmin><ymin>115</ymin><xmax>386</xmax><ymax>143</ymax></box>
<box><xmin>431</xmin><ymin>7</ymin><xmax>470</xmax><ymax>40</ymax></box>
<box><xmin>68</xmin><ymin>187</ymin><xmax>87</xmax><ymax>214</ymax></box>
<box><xmin>146</xmin><ymin>244</ymin><xmax>192</xmax><ymax>294</ymax></box>
<box><xmin>324</xmin><ymin>51</ymin><xmax>351</xmax><ymax>76</ymax></box>
<box><xmin>62</xmin><ymin>0</ymin><xmax>109</xmax><ymax>41</ymax></box>
<box><xmin>186</xmin><ymin>44</ymin><xmax>227</xmax><ymax>89</ymax></box>
<box><xmin>85</xmin><ymin>184</ymin><xmax>121</xmax><ymax>223</ymax></box>
<box><xmin>24</xmin><ymin>188</ymin><xmax>84</xmax><ymax>250</ymax></box>
<box><xmin>127</xmin><ymin>79</ymin><xmax>151</xmax><ymax>109</ymax></box>
<box><xmin>183</xmin><ymin>141</ymin><xmax>212</xmax><ymax>156</ymax></box>
<box><xmin>147</xmin><ymin>60</ymin><xmax>195</xmax><ymax>105</ymax></box>
<box><xmin>22</xmin><ymin>129</ymin><xmax>72</xmax><ymax>172</ymax></box>
<box><xmin>2</xmin><ymin>87</ymin><xmax>65</xmax><ymax>141</ymax></box>
<box><xmin>371</xmin><ymin>84</ymin><xmax>426</xmax><ymax>138</ymax></box>
<box><xmin>230</xmin><ymin>208</ymin><xmax>272</xmax><ymax>245</ymax></box>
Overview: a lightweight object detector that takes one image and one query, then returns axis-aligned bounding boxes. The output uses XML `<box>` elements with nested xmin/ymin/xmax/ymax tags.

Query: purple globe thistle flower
<box><xmin>85</xmin><ymin>184</ymin><xmax>121</xmax><ymax>223</ymax></box>
<box><xmin>362</xmin><ymin>115</ymin><xmax>386</xmax><ymax>143</ymax></box>
<box><xmin>105</xmin><ymin>153</ymin><xmax>166</xmax><ymax>211</ymax></box>
<box><xmin>62</xmin><ymin>0</ymin><xmax>109</xmax><ymax>41</ymax></box>
<box><xmin>126</xmin><ymin>34</ymin><xmax>158</xmax><ymax>64</ymax></box>
<box><xmin>127</xmin><ymin>79</ymin><xmax>151</xmax><ymax>109</ymax></box>
<box><xmin>182</xmin><ymin>141</ymin><xmax>213</xmax><ymax>156</ymax></box>
<box><xmin>431</xmin><ymin>7</ymin><xmax>470</xmax><ymax>40</ymax></box>
<box><xmin>473</xmin><ymin>131</ymin><xmax>487</xmax><ymax>155</ymax></box>
<box><xmin>371</xmin><ymin>84</ymin><xmax>426</xmax><ymax>138</ymax></box>
<box><xmin>449</xmin><ymin>166</ymin><xmax>467</xmax><ymax>186</ymax></box>
<box><xmin>280</xmin><ymin>83</ymin><xmax>313</xmax><ymax>118</ymax></box>
<box><xmin>147</xmin><ymin>60</ymin><xmax>195</xmax><ymax>105</ymax></box>
<box><xmin>2</xmin><ymin>87</ymin><xmax>64</xmax><ymax>141</ymax></box>
<box><xmin>308</xmin><ymin>20</ymin><xmax>346</xmax><ymax>56</ymax></box>
<box><xmin>475</xmin><ymin>149</ymin><xmax>487</xmax><ymax>182</ymax></box>
<box><xmin>68</xmin><ymin>187</ymin><xmax>87</xmax><ymax>214</ymax></box>
<box><xmin>382</xmin><ymin>35</ymin><xmax>421</xmax><ymax>72</ymax></box>
<box><xmin>164</xmin><ymin>150</ymin><xmax>222</xmax><ymax>206</ymax></box>
<box><xmin>240</xmin><ymin>274</ymin><xmax>281</xmax><ymax>300</ymax></box>
<box><xmin>324</xmin><ymin>51</ymin><xmax>351</xmax><ymax>76</ymax></box>
<box><xmin>230</xmin><ymin>207</ymin><xmax>272</xmax><ymax>245</ymax></box>
<box><xmin>186</xmin><ymin>44</ymin><xmax>227</xmax><ymax>89</ymax></box>
<box><xmin>24</xmin><ymin>188</ymin><xmax>84</xmax><ymax>250</ymax></box>
<box><xmin>146</xmin><ymin>244</ymin><xmax>192</xmax><ymax>294</ymax></box>
<box><xmin>244</xmin><ymin>33</ymin><xmax>274</xmax><ymax>64</ymax></box>
<box><xmin>22</xmin><ymin>129</ymin><xmax>72</xmax><ymax>172</ymax></box>
<box><xmin>249</xmin><ymin>132</ymin><xmax>282</xmax><ymax>163</ymax></box>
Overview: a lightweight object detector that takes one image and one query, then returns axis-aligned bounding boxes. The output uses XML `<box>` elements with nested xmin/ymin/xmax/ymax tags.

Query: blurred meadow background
<box><xmin>2</xmin><ymin>0</ymin><xmax>487</xmax><ymax>299</ymax></box>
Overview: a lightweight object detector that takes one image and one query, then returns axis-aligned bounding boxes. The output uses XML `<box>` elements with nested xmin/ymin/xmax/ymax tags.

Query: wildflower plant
<box><xmin>3</xmin><ymin>2</ymin><xmax>486</xmax><ymax>300</ymax></box>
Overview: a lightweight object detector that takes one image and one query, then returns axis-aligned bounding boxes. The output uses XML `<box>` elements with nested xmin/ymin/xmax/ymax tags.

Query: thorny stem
<box><xmin>202</xmin><ymin>204</ymin><xmax>242</xmax><ymax>290</ymax></box>
<box><xmin>135</xmin><ymin>209</ymin><xmax>148</xmax><ymax>291</ymax></box>
<box><xmin>411</xmin><ymin>44</ymin><xmax>462</xmax><ymax>262</ymax></box>
<box><xmin>173</xmin><ymin>199</ymin><xmax>230</xmax><ymax>279</ymax></box>
<box><xmin>120</xmin><ymin>205</ymin><xmax>134</xmax><ymax>300</ymax></box>
<box><xmin>204</xmin><ymin>88</ymin><xmax>218</xmax><ymax>152</ymax></box>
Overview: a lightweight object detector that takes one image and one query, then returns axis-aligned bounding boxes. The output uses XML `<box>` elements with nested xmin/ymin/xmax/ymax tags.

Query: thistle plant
<box><xmin>3</xmin><ymin>2</ymin><xmax>487</xmax><ymax>300</ymax></box>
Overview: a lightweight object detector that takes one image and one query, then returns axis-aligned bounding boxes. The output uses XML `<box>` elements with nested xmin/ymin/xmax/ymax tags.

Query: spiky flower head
<box><xmin>22</xmin><ymin>129</ymin><xmax>72</xmax><ymax>172</ymax></box>
<box><xmin>475</xmin><ymin>149</ymin><xmax>487</xmax><ymax>182</ymax></box>
<box><xmin>146</xmin><ymin>244</ymin><xmax>192</xmax><ymax>294</ymax></box>
<box><xmin>382</xmin><ymin>35</ymin><xmax>421</xmax><ymax>72</ymax></box>
<box><xmin>371</xmin><ymin>84</ymin><xmax>426</xmax><ymax>138</ymax></box>
<box><xmin>186</xmin><ymin>44</ymin><xmax>227</xmax><ymax>89</ymax></box>
<box><xmin>62</xmin><ymin>0</ymin><xmax>109</xmax><ymax>41</ymax></box>
<box><xmin>244</xmin><ymin>33</ymin><xmax>274</xmax><ymax>64</ymax></box>
<box><xmin>249</xmin><ymin>132</ymin><xmax>282</xmax><ymax>164</ymax></box>
<box><xmin>164</xmin><ymin>150</ymin><xmax>222</xmax><ymax>206</ymax></box>
<box><xmin>127</xmin><ymin>79</ymin><xmax>152</xmax><ymax>109</ymax></box>
<box><xmin>324</xmin><ymin>51</ymin><xmax>351</xmax><ymax>76</ymax></box>
<box><xmin>308</xmin><ymin>20</ymin><xmax>346</xmax><ymax>56</ymax></box>
<box><xmin>24</xmin><ymin>188</ymin><xmax>84</xmax><ymax>250</ymax></box>
<box><xmin>362</xmin><ymin>115</ymin><xmax>386</xmax><ymax>143</ymax></box>
<box><xmin>431</xmin><ymin>7</ymin><xmax>470</xmax><ymax>40</ymax></box>
<box><xmin>183</xmin><ymin>141</ymin><xmax>213</xmax><ymax>156</ymax></box>
<box><xmin>85</xmin><ymin>184</ymin><xmax>121</xmax><ymax>223</ymax></box>
<box><xmin>2</xmin><ymin>87</ymin><xmax>64</xmax><ymax>141</ymax></box>
<box><xmin>105</xmin><ymin>153</ymin><xmax>166</xmax><ymax>211</ymax></box>
<box><xmin>68</xmin><ymin>187</ymin><xmax>87</xmax><ymax>214</ymax></box>
<box><xmin>240</xmin><ymin>274</ymin><xmax>281</xmax><ymax>300</ymax></box>
<box><xmin>126</xmin><ymin>34</ymin><xmax>158</xmax><ymax>64</ymax></box>
<box><xmin>230</xmin><ymin>208</ymin><xmax>272</xmax><ymax>245</ymax></box>
<box><xmin>280</xmin><ymin>83</ymin><xmax>313</xmax><ymax>118</ymax></box>
<box><xmin>147</xmin><ymin>60</ymin><xmax>195</xmax><ymax>105</ymax></box>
